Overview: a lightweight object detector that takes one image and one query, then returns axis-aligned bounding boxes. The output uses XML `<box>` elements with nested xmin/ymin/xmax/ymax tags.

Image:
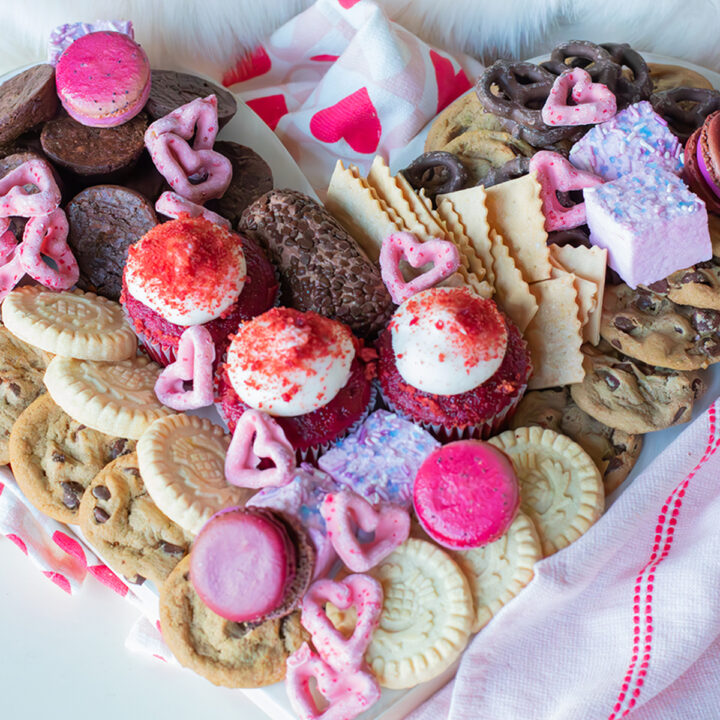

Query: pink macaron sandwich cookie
<box><xmin>55</xmin><ymin>31</ymin><xmax>151</xmax><ymax>127</ymax></box>
<box><xmin>413</xmin><ymin>440</ymin><xmax>520</xmax><ymax>549</ymax></box>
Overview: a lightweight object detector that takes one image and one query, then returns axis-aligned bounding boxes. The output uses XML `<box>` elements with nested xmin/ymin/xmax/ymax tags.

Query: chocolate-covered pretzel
<box><xmin>600</xmin><ymin>43</ymin><xmax>653</xmax><ymax>105</ymax></box>
<box><xmin>481</xmin><ymin>156</ymin><xmax>530</xmax><ymax>188</ymax></box>
<box><xmin>400</xmin><ymin>151</ymin><xmax>469</xmax><ymax>200</ymax></box>
<box><xmin>651</xmin><ymin>87</ymin><xmax>720</xmax><ymax>143</ymax></box>
<box><xmin>547</xmin><ymin>225</ymin><xmax>591</xmax><ymax>247</ymax></box>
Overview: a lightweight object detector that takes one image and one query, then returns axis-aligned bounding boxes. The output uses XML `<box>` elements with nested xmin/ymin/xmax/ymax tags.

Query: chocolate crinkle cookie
<box><xmin>239</xmin><ymin>189</ymin><xmax>393</xmax><ymax>338</ymax></box>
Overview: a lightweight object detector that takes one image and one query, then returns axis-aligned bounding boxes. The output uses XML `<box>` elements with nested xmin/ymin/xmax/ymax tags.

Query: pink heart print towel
<box><xmin>223</xmin><ymin>0</ymin><xmax>483</xmax><ymax>192</ymax></box>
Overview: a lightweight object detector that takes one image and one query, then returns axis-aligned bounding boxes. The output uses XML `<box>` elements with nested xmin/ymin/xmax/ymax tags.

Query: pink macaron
<box><xmin>55</xmin><ymin>31</ymin><xmax>151</xmax><ymax>127</ymax></box>
<box><xmin>413</xmin><ymin>440</ymin><xmax>520</xmax><ymax>549</ymax></box>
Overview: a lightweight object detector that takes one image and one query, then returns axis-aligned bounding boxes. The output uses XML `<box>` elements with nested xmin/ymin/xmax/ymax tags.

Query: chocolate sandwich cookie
<box><xmin>159</xmin><ymin>555</ymin><xmax>308</xmax><ymax>688</ymax></box>
<box><xmin>40</xmin><ymin>111</ymin><xmax>148</xmax><ymax>180</ymax></box>
<box><xmin>0</xmin><ymin>64</ymin><xmax>58</xmax><ymax>145</ymax></box>
<box><xmin>67</xmin><ymin>185</ymin><xmax>157</xmax><ymax>300</ymax></box>
<box><xmin>239</xmin><ymin>190</ymin><xmax>393</xmax><ymax>338</ymax></box>
<box><xmin>205</xmin><ymin>141</ymin><xmax>273</xmax><ymax>225</ymax></box>
<box><xmin>511</xmin><ymin>386</ymin><xmax>642</xmax><ymax>496</ymax></box>
<box><xmin>121</xmin><ymin>151</ymin><xmax>168</xmax><ymax>202</ymax></box>
<box><xmin>78</xmin><ymin>452</ymin><xmax>191</xmax><ymax>587</ymax></box>
<box><xmin>145</xmin><ymin>69</ymin><xmax>237</xmax><ymax>128</ymax></box>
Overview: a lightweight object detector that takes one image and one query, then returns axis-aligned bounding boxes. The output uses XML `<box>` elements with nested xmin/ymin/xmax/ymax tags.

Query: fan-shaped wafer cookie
<box><xmin>43</xmin><ymin>355</ymin><xmax>173</xmax><ymax>439</ymax></box>
<box><xmin>488</xmin><ymin>427</ymin><xmax>604</xmax><ymax>556</ymax></box>
<box><xmin>2</xmin><ymin>287</ymin><xmax>136</xmax><ymax>361</ymax></box>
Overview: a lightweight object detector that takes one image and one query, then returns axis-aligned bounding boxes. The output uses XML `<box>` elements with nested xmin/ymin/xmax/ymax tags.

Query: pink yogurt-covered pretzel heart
<box><xmin>379</xmin><ymin>231</ymin><xmax>460</xmax><ymax>305</ymax></box>
<box><xmin>154</xmin><ymin>325</ymin><xmax>216</xmax><ymax>410</ymax></box>
<box><xmin>0</xmin><ymin>159</ymin><xmax>61</xmax><ymax>218</ymax></box>
<box><xmin>301</xmin><ymin>574</ymin><xmax>383</xmax><ymax>672</ymax></box>
<box><xmin>148</xmin><ymin>95</ymin><xmax>220</xmax><ymax>149</ymax></box>
<box><xmin>155</xmin><ymin>191</ymin><xmax>230</xmax><ymax>228</ymax></box>
<box><xmin>0</xmin><ymin>233</ymin><xmax>23</xmax><ymax>301</ymax></box>
<box><xmin>530</xmin><ymin>150</ymin><xmax>603</xmax><ymax>231</ymax></box>
<box><xmin>542</xmin><ymin>67</ymin><xmax>617</xmax><ymax>127</ymax></box>
<box><xmin>286</xmin><ymin>643</ymin><xmax>381</xmax><ymax>720</ymax></box>
<box><xmin>225</xmin><ymin>409</ymin><xmax>296</xmax><ymax>489</ymax></box>
<box><xmin>320</xmin><ymin>490</ymin><xmax>410</xmax><ymax>573</ymax></box>
<box><xmin>19</xmin><ymin>209</ymin><xmax>79</xmax><ymax>290</ymax></box>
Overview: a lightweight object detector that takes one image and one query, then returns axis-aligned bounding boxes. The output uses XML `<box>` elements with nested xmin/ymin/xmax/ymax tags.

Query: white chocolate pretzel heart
<box><xmin>379</xmin><ymin>231</ymin><xmax>460</xmax><ymax>304</ymax></box>
<box><xmin>0</xmin><ymin>159</ymin><xmax>62</xmax><ymax>218</ymax></box>
<box><xmin>301</xmin><ymin>574</ymin><xmax>383</xmax><ymax>671</ymax></box>
<box><xmin>0</xmin><ymin>233</ymin><xmax>23</xmax><ymax>301</ymax></box>
<box><xmin>154</xmin><ymin>325</ymin><xmax>215</xmax><ymax>410</ymax></box>
<box><xmin>224</xmin><ymin>408</ymin><xmax>296</xmax><ymax>489</ymax></box>
<box><xmin>320</xmin><ymin>490</ymin><xmax>410</xmax><ymax>572</ymax></box>
<box><xmin>542</xmin><ymin>67</ymin><xmax>617</xmax><ymax>126</ymax></box>
<box><xmin>147</xmin><ymin>95</ymin><xmax>220</xmax><ymax>150</ymax></box>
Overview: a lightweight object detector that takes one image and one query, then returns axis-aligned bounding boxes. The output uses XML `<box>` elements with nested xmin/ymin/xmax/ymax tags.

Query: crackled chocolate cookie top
<box><xmin>601</xmin><ymin>283</ymin><xmax>720</xmax><ymax>370</ymax></box>
<box><xmin>239</xmin><ymin>189</ymin><xmax>393</xmax><ymax>338</ymax></box>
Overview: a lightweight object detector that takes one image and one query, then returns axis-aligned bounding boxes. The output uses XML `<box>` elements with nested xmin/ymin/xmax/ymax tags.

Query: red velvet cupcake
<box><xmin>121</xmin><ymin>216</ymin><xmax>278</xmax><ymax>365</ymax></box>
<box><xmin>376</xmin><ymin>287</ymin><xmax>531</xmax><ymax>441</ymax></box>
<box><xmin>218</xmin><ymin>307</ymin><xmax>375</xmax><ymax>462</ymax></box>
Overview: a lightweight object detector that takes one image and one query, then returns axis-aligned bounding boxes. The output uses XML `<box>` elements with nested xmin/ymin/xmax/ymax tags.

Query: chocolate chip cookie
<box><xmin>159</xmin><ymin>555</ymin><xmax>308</xmax><ymax>688</ymax></box>
<box><xmin>644</xmin><ymin>259</ymin><xmax>720</xmax><ymax>311</ymax></box>
<box><xmin>0</xmin><ymin>64</ymin><xmax>58</xmax><ymax>145</ymax></box>
<box><xmin>78</xmin><ymin>452</ymin><xmax>190</xmax><ymax>587</ymax></box>
<box><xmin>8</xmin><ymin>393</ymin><xmax>136</xmax><ymax>523</ymax></box>
<box><xmin>510</xmin><ymin>386</ymin><xmax>642</xmax><ymax>495</ymax></box>
<box><xmin>570</xmin><ymin>341</ymin><xmax>703</xmax><ymax>435</ymax></box>
<box><xmin>0</xmin><ymin>327</ymin><xmax>51</xmax><ymax>465</ymax></box>
<box><xmin>600</xmin><ymin>283</ymin><xmax>720</xmax><ymax>370</ymax></box>
<box><xmin>66</xmin><ymin>185</ymin><xmax>157</xmax><ymax>300</ymax></box>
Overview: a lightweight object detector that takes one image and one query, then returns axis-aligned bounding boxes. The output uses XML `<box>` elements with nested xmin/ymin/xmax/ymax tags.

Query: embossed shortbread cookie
<box><xmin>0</xmin><ymin>327</ymin><xmax>51</xmax><ymax>465</ymax></box>
<box><xmin>44</xmin><ymin>355</ymin><xmax>173</xmax><ymax>439</ymax></box>
<box><xmin>9</xmin><ymin>393</ymin><xmax>135</xmax><ymax>523</ymax></box>
<box><xmin>450</xmin><ymin>511</ymin><xmax>541</xmax><ymax>632</ymax></box>
<box><xmin>2</xmin><ymin>287</ymin><xmax>136</xmax><ymax>361</ymax></box>
<box><xmin>488</xmin><ymin>427</ymin><xmax>604</xmax><ymax>556</ymax></box>
<box><xmin>137</xmin><ymin>414</ymin><xmax>253</xmax><ymax>534</ymax></box>
<box><xmin>329</xmin><ymin>538</ymin><xmax>473</xmax><ymax>689</ymax></box>
<box><xmin>79</xmin><ymin>452</ymin><xmax>191</xmax><ymax>586</ymax></box>
<box><xmin>159</xmin><ymin>556</ymin><xmax>308</xmax><ymax>687</ymax></box>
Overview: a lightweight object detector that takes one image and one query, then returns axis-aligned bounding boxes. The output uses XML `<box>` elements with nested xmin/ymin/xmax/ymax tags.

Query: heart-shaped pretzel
<box><xmin>147</xmin><ymin>95</ymin><xmax>220</xmax><ymax>150</ymax></box>
<box><xmin>379</xmin><ymin>231</ymin><xmax>460</xmax><ymax>305</ymax></box>
<box><xmin>154</xmin><ymin>325</ymin><xmax>216</xmax><ymax>410</ymax></box>
<box><xmin>301</xmin><ymin>574</ymin><xmax>383</xmax><ymax>672</ymax></box>
<box><xmin>155</xmin><ymin>191</ymin><xmax>230</xmax><ymax>228</ymax></box>
<box><xmin>286</xmin><ymin>643</ymin><xmax>380</xmax><ymax>720</ymax></box>
<box><xmin>320</xmin><ymin>490</ymin><xmax>409</xmax><ymax>573</ymax></box>
<box><xmin>0</xmin><ymin>159</ymin><xmax>61</xmax><ymax>218</ymax></box>
<box><xmin>651</xmin><ymin>87</ymin><xmax>720</xmax><ymax>143</ymax></box>
<box><xmin>530</xmin><ymin>150</ymin><xmax>602</xmax><ymax>231</ymax></box>
<box><xmin>542</xmin><ymin>68</ymin><xmax>616</xmax><ymax>126</ymax></box>
<box><xmin>19</xmin><ymin>208</ymin><xmax>78</xmax><ymax>290</ymax></box>
<box><xmin>224</xmin><ymin>408</ymin><xmax>296</xmax><ymax>489</ymax></box>
<box><xmin>0</xmin><ymin>232</ymin><xmax>23</xmax><ymax>302</ymax></box>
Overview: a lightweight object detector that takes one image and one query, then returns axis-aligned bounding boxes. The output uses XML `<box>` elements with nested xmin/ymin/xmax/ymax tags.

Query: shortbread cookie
<box><xmin>511</xmin><ymin>386</ymin><xmax>642</xmax><ymax>495</ymax></box>
<box><xmin>601</xmin><ymin>284</ymin><xmax>720</xmax><ymax>370</ymax></box>
<box><xmin>488</xmin><ymin>427</ymin><xmax>604</xmax><ymax>556</ymax></box>
<box><xmin>570</xmin><ymin>341</ymin><xmax>703</xmax><ymax>435</ymax></box>
<box><xmin>449</xmin><ymin>511</ymin><xmax>541</xmax><ymax>632</ymax></box>
<box><xmin>8</xmin><ymin>393</ymin><xmax>135</xmax><ymax>523</ymax></box>
<box><xmin>137</xmin><ymin>414</ymin><xmax>252</xmax><ymax>534</ymax></box>
<box><xmin>1</xmin><ymin>287</ymin><xmax>136</xmax><ymax>361</ymax></box>
<box><xmin>78</xmin><ymin>452</ymin><xmax>191</xmax><ymax>586</ymax></box>
<box><xmin>644</xmin><ymin>259</ymin><xmax>720</xmax><ymax>310</ymax></box>
<box><xmin>159</xmin><ymin>556</ymin><xmax>308</xmax><ymax>688</ymax></box>
<box><xmin>43</xmin><ymin>355</ymin><xmax>173</xmax><ymax>439</ymax></box>
<box><xmin>0</xmin><ymin>327</ymin><xmax>51</xmax><ymax>465</ymax></box>
<box><xmin>329</xmin><ymin>538</ymin><xmax>473</xmax><ymax>689</ymax></box>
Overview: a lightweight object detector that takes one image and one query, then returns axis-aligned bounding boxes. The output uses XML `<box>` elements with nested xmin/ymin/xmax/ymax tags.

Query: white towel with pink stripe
<box><xmin>407</xmin><ymin>399</ymin><xmax>720</xmax><ymax>720</ymax></box>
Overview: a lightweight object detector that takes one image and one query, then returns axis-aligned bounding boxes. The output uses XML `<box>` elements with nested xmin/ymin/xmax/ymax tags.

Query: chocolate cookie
<box><xmin>159</xmin><ymin>555</ymin><xmax>308</xmax><ymax>688</ymax></box>
<box><xmin>0</xmin><ymin>327</ymin><xmax>51</xmax><ymax>465</ymax></box>
<box><xmin>66</xmin><ymin>185</ymin><xmax>157</xmax><ymax>300</ymax></box>
<box><xmin>570</xmin><ymin>340</ymin><xmax>703</xmax><ymax>435</ymax></box>
<box><xmin>239</xmin><ymin>190</ymin><xmax>393</xmax><ymax>338</ymax></box>
<box><xmin>205</xmin><ymin>141</ymin><xmax>273</xmax><ymax>225</ymax></box>
<box><xmin>145</xmin><ymin>69</ymin><xmax>237</xmax><ymax>128</ymax></box>
<box><xmin>601</xmin><ymin>284</ymin><xmax>720</xmax><ymax>370</ymax></box>
<box><xmin>78</xmin><ymin>452</ymin><xmax>191</xmax><ymax>587</ymax></box>
<box><xmin>8</xmin><ymin>393</ymin><xmax>136</xmax><ymax>524</ymax></box>
<box><xmin>40</xmin><ymin>111</ymin><xmax>148</xmax><ymax>179</ymax></box>
<box><xmin>121</xmin><ymin>151</ymin><xmax>168</xmax><ymax>202</ymax></box>
<box><xmin>510</xmin><ymin>386</ymin><xmax>642</xmax><ymax>495</ymax></box>
<box><xmin>0</xmin><ymin>64</ymin><xmax>58</xmax><ymax>145</ymax></box>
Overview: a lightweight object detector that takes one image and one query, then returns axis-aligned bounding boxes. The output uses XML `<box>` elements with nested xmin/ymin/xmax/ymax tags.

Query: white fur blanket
<box><xmin>2</xmin><ymin>0</ymin><xmax>720</xmax><ymax>80</ymax></box>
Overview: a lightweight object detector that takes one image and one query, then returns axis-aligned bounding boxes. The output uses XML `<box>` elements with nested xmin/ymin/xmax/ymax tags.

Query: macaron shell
<box><xmin>56</xmin><ymin>31</ymin><xmax>151</xmax><ymax>127</ymax></box>
<box><xmin>699</xmin><ymin>111</ymin><xmax>720</xmax><ymax>196</ymax></box>
<box><xmin>413</xmin><ymin>440</ymin><xmax>520</xmax><ymax>549</ymax></box>
<box><xmin>684</xmin><ymin>128</ymin><xmax>720</xmax><ymax>215</ymax></box>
